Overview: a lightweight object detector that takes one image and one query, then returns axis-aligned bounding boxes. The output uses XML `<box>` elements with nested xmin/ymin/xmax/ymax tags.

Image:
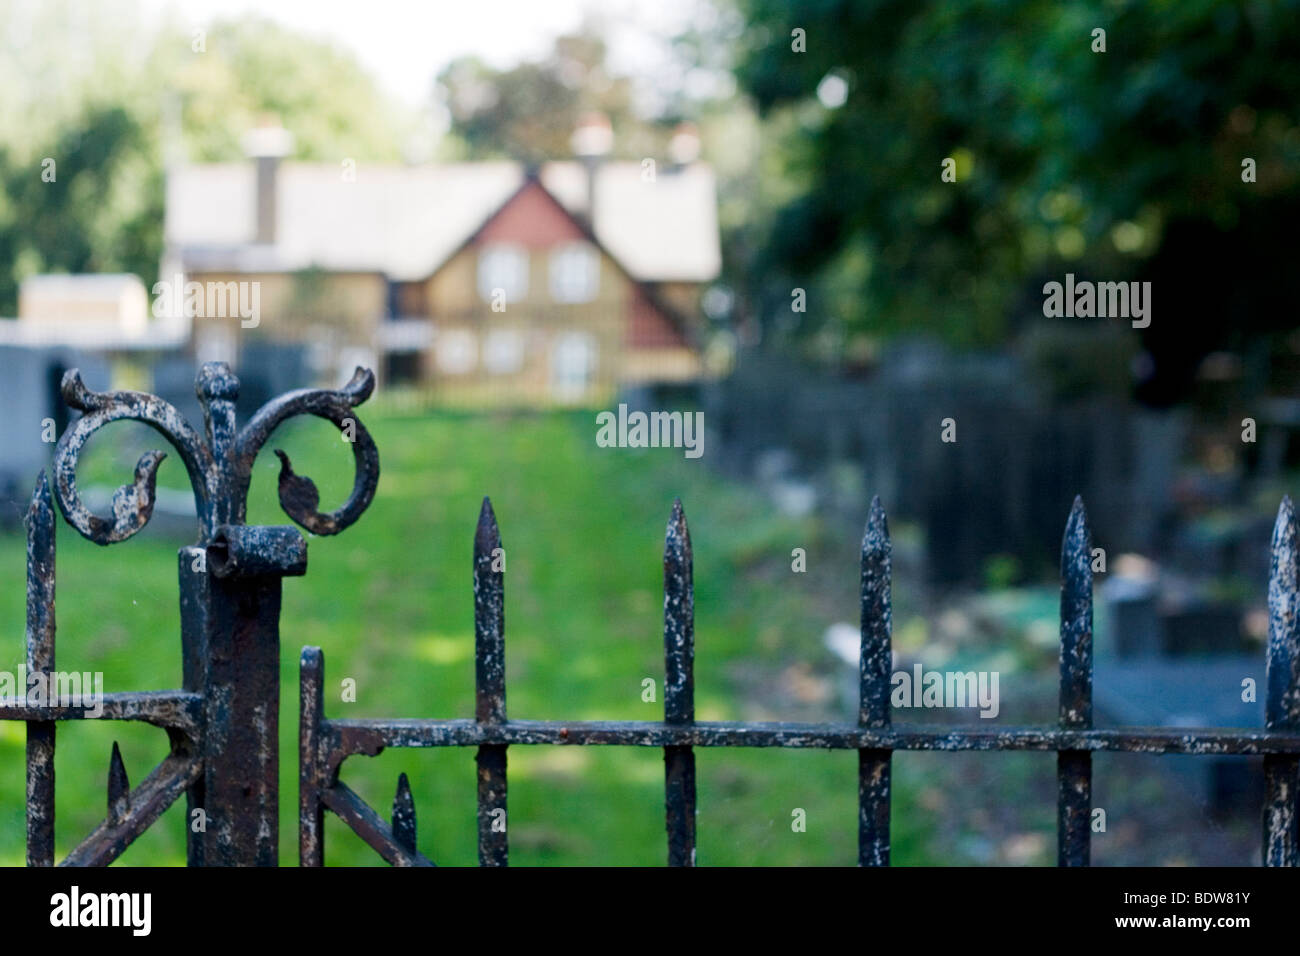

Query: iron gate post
<box><xmin>180</xmin><ymin>527</ymin><xmax>306</xmax><ymax>865</ymax></box>
<box><xmin>45</xmin><ymin>361</ymin><xmax>379</xmax><ymax>866</ymax></box>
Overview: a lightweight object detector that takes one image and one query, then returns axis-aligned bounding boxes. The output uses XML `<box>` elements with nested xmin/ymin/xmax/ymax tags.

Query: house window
<box><xmin>549</xmin><ymin>242</ymin><xmax>599</xmax><ymax>304</ymax></box>
<box><xmin>483</xmin><ymin>330</ymin><xmax>525</xmax><ymax>374</ymax></box>
<box><xmin>437</xmin><ymin>330</ymin><xmax>477</xmax><ymax>374</ymax></box>
<box><xmin>388</xmin><ymin>281</ymin><xmax>426</xmax><ymax>319</ymax></box>
<box><xmin>551</xmin><ymin>332</ymin><xmax>597</xmax><ymax>400</ymax></box>
<box><xmin>384</xmin><ymin>351</ymin><xmax>422</xmax><ymax>385</ymax></box>
<box><xmin>477</xmin><ymin>244</ymin><xmax>528</xmax><ymax>304</ymax></box>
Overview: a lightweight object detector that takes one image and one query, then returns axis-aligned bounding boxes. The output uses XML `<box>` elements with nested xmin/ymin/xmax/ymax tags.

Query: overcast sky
<box><xmin>140</xmin><ymin>0</ymin><xmax>706</xmax><ymax>109</ymax></box>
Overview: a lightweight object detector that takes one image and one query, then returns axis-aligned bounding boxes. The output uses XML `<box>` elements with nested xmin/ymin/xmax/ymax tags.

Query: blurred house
<box><xmin>17</xmin><ymin>273</ymin><xmax>150</xmax><ymax>338</ymax></box>
<box><xmin>0</xmin><ymin>271</ymin><xmax>184</xmax><ymax>391</ymax></box>
<box><xmin>0</xmin><ymin>274</ymin><xmax>150</xmax><ymax>519</ymax></box>
<box><xmin>163</xmin><ymin>120</ymin><xmax>721</xmax><ymax>404</ymax></box>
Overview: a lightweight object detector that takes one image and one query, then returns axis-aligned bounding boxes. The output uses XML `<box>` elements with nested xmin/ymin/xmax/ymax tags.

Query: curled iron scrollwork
<box><xmin>51</xmin><ymin>363</ymin><xmax>380</xmax><ymax>545</ymax></box>
<box><xmin>234</xmin><ymin>366</ymin><xmax>380</xmax><ymax>536</ymax></box>
<box><xmin>53</xmin><ymin>371</ymin><xmax>214</xmax><ymax>545</ymax></box>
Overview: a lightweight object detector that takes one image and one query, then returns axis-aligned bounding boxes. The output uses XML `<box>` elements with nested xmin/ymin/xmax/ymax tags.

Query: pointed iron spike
<box><xmin>1060</xmin><ymin>495</ymin><xmax>1092</xmax><ymax>575</ymax></box>
<box><xmin>26</xmin><ymin>470</ymin><xmax>56</xmax><ymax>674</ymax></box>
<box><xmin>1267</xmin><ymin>496</ymin><xmax>1300</xmax><ymax>732</ymax></box>
<box><xmin>474</xmin><ymin>496</ymin><xmax>506</xmax><ymax>724</ymax></box>
<box><xmin>30</xmin><ymin>468</ymin><xmax>52</xmax><ymax>512</ymax></box>
<box><xmin>863</xmin><ymin>495</ymin><xmax>891</xmax><ymax>556</ymax></box>
<box><xmin>27</xmin><ymin>470</ymin><xmax>54</xmax><ymax>549</ymax></box>
<box><xmin>665</xmin><ymin>498</ymin><xmax>691</xmax><ymax>557</ymax></box>
<box><xmin>1059</xmin><ymin>495</ymin><xmax>1094</xmax><ymax>729</ymax></box>
<box><xmin>392</xmin><ymin>772</ymin><xmax>417</xmax><ymax>852</ymax></box>
<box><xmin>108</xmin><ymin>742</ymin><xmax>129</xmax><ymax>824</ymax></box>
<box><xmin>860</xmin><ymin>495</ymin><xmax>892</xmax><ymax>729</ymax></box>
<box><xmin>1269</xmin><ymin>496</ymin><xmax>1297</xmax><ymax>587</ymax></box>
<box><xmin>1267</xmin><ymin>497</ymin><xmax>1297</xmax><ymax>624</ymax></box>
<box><xmin>475</xmin><ymin>497</ymin><xmax>501</xmax><ymax>554</ymax></box>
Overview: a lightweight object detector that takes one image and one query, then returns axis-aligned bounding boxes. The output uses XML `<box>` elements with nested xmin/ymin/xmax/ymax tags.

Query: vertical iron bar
<box><xmin>859</xmin><ymin>496</ymin><xmax>892</xmax><ymax>866</ymax></box>
<box><xmin>1265</xmin><ymin>496</ymin><xmax>1300</xmax><ymax>865</ymax></box>
<box><xmin>474</xmin><ymin>498</ymin><xmax>508</xmax><ymax>866</ymax></box>
<box><xmin>1057</xmin><ymin>496</ymin><xmax>1093</xmax><ymax>867</ymax></box>
<box><xmin>202</xmin><ymin>573</ymin><xmax>284</xmax><ymax>865</ymax></box>
<box><xmin>299</xmin><ymin>646</ymin><xmax>325</xmax><ymax>867</ymax></box>
<box><xmin>25</xmin><ymin>472</ymin><xmax>55</xmax><ymax>867</ymax></box>
<box><xmin>663</xmin><ymin>499</ymin><xmax>696</xmax><ymax>866</ymax></box>
<box><xmin>178</xmin><ymin>545</ymin><xmax>209</xmax><ymax>866</ymax></box>
<box><xmin>186</xmin><ymin>367</ymin><xmax>283</xmax><ymax>866</ymax></box>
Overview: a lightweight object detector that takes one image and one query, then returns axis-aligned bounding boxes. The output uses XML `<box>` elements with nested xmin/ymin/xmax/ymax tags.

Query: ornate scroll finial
<box><xmin>51</xmin><ymin>364</ymin><xmax>380</xmax><ymax>546</ymax></box>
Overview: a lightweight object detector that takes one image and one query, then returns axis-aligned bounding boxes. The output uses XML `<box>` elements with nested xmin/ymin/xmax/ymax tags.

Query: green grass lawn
<box><xmin>0</xmin><ymin>406</ymin><xmax>938</xmax><ymax>865</ymax></box>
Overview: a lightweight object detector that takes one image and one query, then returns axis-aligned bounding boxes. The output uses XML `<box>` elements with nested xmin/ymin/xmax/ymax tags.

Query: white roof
<box><xmin>20</xmin><ymin>273</ymin><xmax>146</xmax><ymax>299</ymax></box>
<box><xmin>166</xmin><ymin>160</ymin><xmax>721</xmax><ymax>284</ymax></box>
<box><xmin>0</xmin><ymin>316</ymin><xmax>187</xmax><ymax>350</ymax></box>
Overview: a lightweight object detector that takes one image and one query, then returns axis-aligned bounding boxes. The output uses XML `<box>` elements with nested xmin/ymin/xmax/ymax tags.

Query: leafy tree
<box><xmin>0</xmin><ymin>2</ymin><xmax>405</xmax><ymax>314</ymax></box>
<box><xmin>732</xmin><ymin>0</ymin><xmax>1300</xmax><ymax>403</ymax></box>
<box><xmin>435</xmin><ymin>28</ymin><xmax>665</xmax><ymax>162</ymax></box>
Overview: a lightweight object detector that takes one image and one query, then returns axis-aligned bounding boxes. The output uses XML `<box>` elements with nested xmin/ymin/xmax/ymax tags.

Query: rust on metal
<box><xmin>8</xmin><ymin>363</ymin><xmax>1300</xmax><ymax>867</ymax></box>
<box><xmin>1264</xmin><ymin>497</ymin><xmax>1300</xmax><ymax>865</ymax></box>
<box><xmin>305</xmin><ymin>494</ymin><xmax>1300</xmax><ymax>867</ymax></box>
<box><xmin>859</xmin><ymin>495</ymin><xmax>892</xmax><ymax>866</ymax></box>
<box><xmin>5</xmin><ymin>363</ymin><xmax>378</xmax><ymax>867</ymax></box>
<box><xmin>1057</xmin><ymin>496</ymin><xmax>1093</xmax><ymax>866</ymax></box>
<box><xmin>473</xmin><ymin>497</ymin><xmax>508</xmax><ymax>866</ymax></box>
<box><xmin>663</xmin><ymin>499</ymin><xmax>696</xmax><ymax>866</ymax></box>
<box><xmin>25</xmin><ymin>472</ymin><xmax>56</xmax><ymax>866</ymax></box>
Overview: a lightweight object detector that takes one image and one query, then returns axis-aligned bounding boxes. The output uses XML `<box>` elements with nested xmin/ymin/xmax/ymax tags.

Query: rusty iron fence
<box><xmin>4</xmin><ymin>363</ymin><xmax>378</xmax><ymax>865</ymax></box>
<box><xmin>4</xmin><ymin>364</ymin><xmax>1300</xmax><ymax>866</ymax></box>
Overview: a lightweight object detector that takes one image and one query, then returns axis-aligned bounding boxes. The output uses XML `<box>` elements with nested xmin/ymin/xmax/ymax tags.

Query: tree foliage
<box><xmin>733</xmin><ymin>0</ymin><xmax>1300</xmax><ymax>401</ymax></box>
<box><xmin>435</xmin><ymin>29</ymin><xmax>670</xmax><ymax>162</ymax></box>
<box><xmin>0</xmin><ymin>2</ymin><xmax>404</xmax><ymax>313</ymax></box>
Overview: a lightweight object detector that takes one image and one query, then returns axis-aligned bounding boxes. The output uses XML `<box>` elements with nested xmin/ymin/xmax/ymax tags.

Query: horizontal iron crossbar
<box><xmin>300</xmin><ymin>494</ymin><xmax>1300</xmax><ymax>868</ymax></box>
<box><xmin>320</xmin><ymin>719</ymin><xmax>1300</xmax><ymax>755</ymax></box>
<box><xmin>0</xmin><ymin>691</ymin><xmax>203</xmax><ymax>732</ymax></box>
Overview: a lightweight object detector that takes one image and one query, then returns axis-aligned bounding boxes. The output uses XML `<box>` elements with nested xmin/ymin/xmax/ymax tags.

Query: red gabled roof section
<box><xmin>627</xmin><ymin>286</ymin><xmax>688</xmax><ymax>348</ymax></box>
<box><xmin>430</xmin><ymin>169</ymin><xmax>700</xmax><ymax>352</ymax></box>
<box><xmin>474</xmin><ymin>180</ymin><xmax>587</xmax><ymax>246</ymax></box>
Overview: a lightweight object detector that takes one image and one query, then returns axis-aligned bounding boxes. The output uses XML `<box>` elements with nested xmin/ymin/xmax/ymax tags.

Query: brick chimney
<box><xmin>570</xmin><ymin>112</ymin><xmax>612</xmax><ymax>227</ymax></box>
<box><xmin>668</xmin><ymin>122</ymin><xmax>702</xmax><ymax>168</ymax></box>
<box><xmin>241</xmin><ymin>117</ymin><xmax>294</xmax><ymax>244</ymax></box>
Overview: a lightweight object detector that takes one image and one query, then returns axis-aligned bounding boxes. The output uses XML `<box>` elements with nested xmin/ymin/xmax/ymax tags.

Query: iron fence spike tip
<box><xmin>1274</xmin><ymin>497</ymin><xmax>1297</xmax><ymax>542</ymax></box>
<box><xmin>392</xmin><ymin>772</ymin><xmax>417</xmax><ymax>852</ymax></box>
<box><xmin>864</xmin><ymin>496</ymin><xmax>890</xmax><ymax>555</ymax></box>
<box><xmin>475</xmin><ymin>499</ymin><xmax>501</xmax><ymax>553</ymax></box>
<box><xmin>27</xmin><ymin>471</ymin><xmax>53</xmax><ymax>527</ymax></box>
<box><xmin>664</xmin><ymin>500</ymin><xmax>691</xmax><ymax>558</ymax></box>
<box><xmin>108</xmin><ymin>742</ymin><xmax>129</xmax><ymax>822</ymax></box>
<box><xmin>1268</xmin><ymin>497</ymin><xmax>1299</xmax><ymax>618</ymax></box>
<box><xmin>1270</xmin><ymin>500</ymin><xmax>1298</xmax><ymax>575</ymax></box>
<box><xmin>1061</xmin><ymin>496</ymin><xmax>1092</xmax><ymax>574</ymax></box>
